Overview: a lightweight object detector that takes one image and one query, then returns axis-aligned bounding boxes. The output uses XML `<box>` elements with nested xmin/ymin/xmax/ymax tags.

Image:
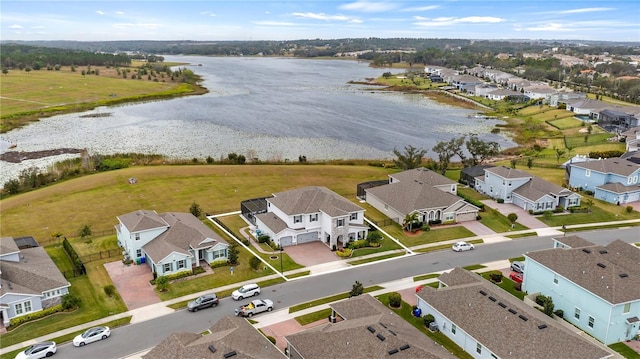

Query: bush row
<box><xmin>63</xmin><ymin>238</ymin><xmax>86</xmax><ymax>274</ymax></box>
<box><xmin>9</xmin><ymin>304</ymin><xmax>65</xmax><ymax>328</ymax></box>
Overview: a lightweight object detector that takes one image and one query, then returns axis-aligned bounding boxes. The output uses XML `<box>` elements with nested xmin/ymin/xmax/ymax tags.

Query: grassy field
<box><xmin>548</xmin><ymin>117</ymin><xmax>583</xmax><ymax>129</ymax></box>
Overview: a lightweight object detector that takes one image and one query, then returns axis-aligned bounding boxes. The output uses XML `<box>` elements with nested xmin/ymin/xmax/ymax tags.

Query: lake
<box><xmin>0</xmin><ymin>56</ymin><xmax>514</xmax><ymax>182</ymax></box>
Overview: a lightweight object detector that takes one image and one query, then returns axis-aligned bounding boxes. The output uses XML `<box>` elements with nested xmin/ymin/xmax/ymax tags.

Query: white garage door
<box><xmin>279</xmin><ymin>236</ymin><xmax>293</xmax><ymax>247</ymax></box>
<box><xmin>296</xmin><ymin>232</ymin><xmax>318</xmax><ymax>244</ymax></box>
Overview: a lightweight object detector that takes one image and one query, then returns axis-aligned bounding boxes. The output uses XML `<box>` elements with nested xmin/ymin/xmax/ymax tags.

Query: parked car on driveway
<box><xmin>232</xmin><ymin>283</ymin><xmax>260</xmax><ymax>300</ymax></box>
<box><xmin>452</xmin><ymin>241</ymin><xmax>475</xmax><ymax>252</ymax></box>
<box><xmin>511</xmin><ymin>261</ymin><xmax>525</xmax><ymax>273</ymax></box>
<box><xmin>509</xmin><ymin>271</ymin><xmax>523</xmax><ymax>284</ymax></box>
<box><xmin>188</xmin><ymin>293</ymin><xmax>219</xmax><ymax>312</ymax></box>
<box><xmin>73</xmin><ymin>326</ymin><xmax>111</xmax><ymax>347</ymax></box>
<box><xmin>15</xmin><ymin>341</ymin><xmax>56</xmax><ymax>359</ymax></box>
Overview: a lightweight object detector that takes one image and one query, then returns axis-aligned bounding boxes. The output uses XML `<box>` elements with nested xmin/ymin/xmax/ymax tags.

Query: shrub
<box><xmin>626</xmin><ymin>206</ymin><xmax>634</xmax><ymax>214</ymax></box>
<box><xmin>423</xmin><ymin>314</ymin><xmax>435</xmax><ymax>327</ymax></box>
<box><xmin>366</xmin><ymin>231</ymin><xmax>382</xmax><ymax>244</ymax></box>
<box><xmin>241</xmin><ymin>238</ymin><xmax>250</xmax><ymax>246</ymax></box>
<box><xmin>61</xmin><ymin>293</ymin><xmax>81</xmax><ymax>310</ymax></box>
<box><xmin>103</xmin><ymin>285</ymin><xmax>116</xmax><ymax>297</ymax></box>
<box><xmin>209</xmin><ymin>259</ymin><xmax>228</xmax><ymax>268</ymax></box>
<box><xmin>156</xmin><ymin>276</ymin><xmax>170</xmax><ymax>292</ymax></box>
<box><xmin>507</xmin><ymin>213</ymin><xmax>518</xmax><ymax>224</ymax></box>
<box><xmin>528</xmin><ymin>209</ymin><xmax>534</xmax><ymax>214</ymax></box>
<box><xmin>421</xmin><ymin>224</ymin><xmax>431</xmax><ymax>232</ymax></box>
<box><xmin>535</xmin><ymin>295</ymin><xmax>546</xmax><ymax>306</ymax></box>
<box><xmin>192</xmin><ymin>266</ymin><xmax>206</xmax><ymax>275</ymax></box>
<box><xmin>584</xmin><ymin>190</ymin><xmax>594</xmax><ymax>195</ymax></box>
<box><xmin>553</xmin><ymin>206</ymin><xmax>564</xmax><ymax>213</ymax></box>
<box><xmin>497</xmin><ymin>198</ymin><xmax>505</xmax><ymax>203</ymax></box>
<box><xmin>554</xmin><ymin>309</ymin><xmax>564</xmax><ymax>318</ymax></box>
<box><xmin>543</xmin><ymin>211</ymin><xmax>553</xmax><ymax>219</ymax></box>
<box><xmin>348</xmin><ymin>240</ymin><xmax>367</xmax><ymax>249</ymax></box>
<box><xmin>249</xmin><ymin>256</ymin><xmax>261</xmax><ymax>270</ymax></box>
<box><xmin>349</xmin><ymin>281</ymin><xmax>363</xmax><ymax>297</ymax></box>
<box><xmin>266</xmin><ymin>336</ymin><xmax>276</xmax><ymax>345</ymax></box>
<box><xmin>63</xmin><ymin>238</ymin><xmax>86</xmax><ymax>274</ymax></box>
<box><xmin>488</xmin><ymin>271</ymin><xmax>503</xmax><ymax>283</ymax></box>
<box><xmin>388</xmin><ymin>292</ymin><xmax>402</xmax><ymax>308</ymax></box>
<box><xmin>257</xmin><ymin>234</ymin><xmax>271</xmax><ymax>243</ymax></box>
<box><xmin>9</xmin><ymin>304</ymin><xmax>65</xmax><ymax>328</ymax></box>
<box><xmin>336</xmin><ymin>248</ymin><xmax>352</xmax><ymax>257</ymax></box>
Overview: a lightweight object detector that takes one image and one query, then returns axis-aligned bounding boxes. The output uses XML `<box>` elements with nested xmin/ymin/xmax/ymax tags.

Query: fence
<box><xmin>61</xmin><ymin>269</ymin><xmax>86</xmax><ymax>279</ymax></box>
<box><xmin>78</xmin><ymin>248</ymin><xmax>123</xmax><ymax>264</ymax></box>
<box><xmin>36</xmin><ymin>228</ymin><xmax>116</xmax><ymax>247</ymax></box>
<box><xmin>366</xmin><ymin>217</ymin><xmax>398</xmax><ymax>227</ymax></box>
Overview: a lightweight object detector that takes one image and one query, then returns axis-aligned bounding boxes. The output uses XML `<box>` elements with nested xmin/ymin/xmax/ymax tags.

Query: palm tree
<box><xmin>403</xmin><ymin>212</ymin><xmax>419</xmax><ymax>232</ymax></box>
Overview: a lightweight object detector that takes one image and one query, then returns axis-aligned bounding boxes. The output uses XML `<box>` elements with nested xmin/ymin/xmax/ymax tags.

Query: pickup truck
<box><xmin>234</xmin><ymin>299</ymin><xmax>274</xmax><ymax>317</ymax></box>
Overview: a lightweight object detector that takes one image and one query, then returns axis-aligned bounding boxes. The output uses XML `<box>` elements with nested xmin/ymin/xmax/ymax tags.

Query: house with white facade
<box><xmin>364</xmin><ymin>168</ymin><xmax>479</xmax><ymax>225</ymax></box>
<box><xmin>523</xmin><ymin>238</ymin><xmax>640</xmax><ymax>345</ymax></box>
<box><xmin>622</xmin><ymin>126</ymin><xmax>640</xmax><ymax>152</ymax></box>
<box><xmin>254</xmin><ymin>186</ymin><xmax>367</xmax><ymax>249</ymax></box>
<box><xmin>474</xmin><ymin>166</ymin><xmax>581</xmax><ymax>211</ymax></box>
<box><xmin>115</xmin><ymin>210</ymin><xmax>229</xmax><ymax>276</ymax></box>
<box><xmin>0</xmin><ymin>237</ymin><xmax>70</xmax><ymax>327</ymax></box>
<box><xmin>416</xmin><ymin>268</ymin><xmax>614</xmax><ymax>359</ymax></box>
<box><xmin>568</xmin><ymin>157</ymin><xmax>640</xmax><ymax>205</ymax></box>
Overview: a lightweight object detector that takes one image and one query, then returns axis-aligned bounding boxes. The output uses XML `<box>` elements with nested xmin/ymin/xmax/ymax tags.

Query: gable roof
<box><xmin>268</xmin><ymin>186</ymin><xmax>363</xmax><ymax>217</ymax></box>
<box><xmin>0</xmin><ymin>237</ymin><xmax>20</xmax><ymax>257</ymax></box>
<box><xmin>0</xmin><ymin>246</ymin><xmax>70</xmax><ymax>297</ymax></box>
<box><xmin>118</xmin><ymin>210</ymin><xmax>169</xmax><ymax>232</ymax></box>
<box><xmin>142</xmin><ymin>212</ymin><xmax>228</xmax><ymax>263</ymax></box>
<box><xmin>485</xmin><ymin>166</ymin><xmax>532</xmax><ymax>179</ymax></box>
<box><xmin>285</xmin><ymin>294</ymin><xmax>454</xmax><ymax>359</ymax></box>
<box><xmin>570</xmin><ymin>157</ymin><xmax>640</xmax><ymax>176</ymax></box>
<box><xmin>255</xmin><ymin>212</ymin><xmax>288</xmax><ymax>234</ymax></box>
<box><xmin>144</xmin><ymin>315</ymin><xmax>283</xmax><ymax>359</ymax></box>
<box><xmin>389</xmin><ymin>168</ymin><xmax>456</xmax><ymax>187</ymax></box>
<box><xmin>461</xmin><ymin>165</ymin><xmax>494</xmax><ymax>178</ymax></box>
<box><xmin>512</xmin><ymin>176</ymin><xmax>576</xmax><ymax>202</ymax></box>
<box><xmin>553</xmin><ymin>235</ymin><xmax>595</xmax><ymax>249</ymax></box>
<box><xmin>417</xmin><ymin>268</ymin><xmax>613</xmax><ymax>359</ymax></box>
<box><xmin>526</xmin><ymin>240</ymin><xmax>640</xmax><ymax>304</ymax></box>
<box><xmin>598</xmin><ymin>182</ymin><xmax>640</xmax><ymax>194</ymax></box>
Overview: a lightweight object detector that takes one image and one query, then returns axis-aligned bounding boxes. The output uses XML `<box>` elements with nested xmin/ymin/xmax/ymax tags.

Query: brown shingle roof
<box><xmin>417</xmin><ymin>268</ymin><xmax>613</xmax><ymax>359</ymax></box>
<box><xmin>553</xmin><ymin>235</ymin><xmax>594</xmax><ymax>248</ymax></box>
<box><xmin>570</xmin><ymin>157</ymin><xmax>640</xmax><ymax>176</ymax></box>
<box><xmin>526</xmin><ymin>240</ymin><xmax>640</xmax><ymax>304</ymax></box>
<box><xmin>0</xmin><ymin>246</ymin><xmax>70</xmax><ymax>296</ymax></box>
<box><xmin>144</xmin><ymin>315</ymin><xmax>283</xmax><ymax>359</ymax></box>
<box><xmin>118</xmin><ymin>210</ymin><xmax>169</xmax><ymax>232</ymax></box>
<box><xmin>268</xmin><ymin>186</ymin><xmax>363</xmax><ymax>217</ymax></box>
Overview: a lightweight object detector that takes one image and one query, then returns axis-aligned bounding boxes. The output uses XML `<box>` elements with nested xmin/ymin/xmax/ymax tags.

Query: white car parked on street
<box><xmin>452</xmin><ymin>241</ymin><xmax>475</xmax><ymax>252</ymax></box>
<box><xmin>73</xmin><ymin>326</ymin><xmax>111</xmax><ymax>347</ymax></box>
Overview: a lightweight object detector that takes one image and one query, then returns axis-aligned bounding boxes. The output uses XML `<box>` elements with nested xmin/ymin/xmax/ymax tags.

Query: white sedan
<box><xmin>15</xmin><ymin>342</ymin><xmax>56</xmax><ymax>359</ymax></box>
<box><xmin>452</xmin><ymin>241</ymin><xmax>475</xmax><ymax>252</ymax></box>
<box><xmin>73</xmin><ymin>326</ymin><xmax>111</xmax><ymax>347</ymax></box>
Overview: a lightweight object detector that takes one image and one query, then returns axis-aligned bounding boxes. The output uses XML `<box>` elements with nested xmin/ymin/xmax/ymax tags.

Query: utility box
<box><xmin>428</xmin><ymin>322</ymin><xmax>438</xmax><ymax>332</ymax></box>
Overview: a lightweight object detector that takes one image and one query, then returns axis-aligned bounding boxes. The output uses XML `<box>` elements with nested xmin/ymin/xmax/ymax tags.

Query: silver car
<box><xmin>511</xmin><ymin>261</ymin><xmax>525</xmax><ymax>273</ymax></box>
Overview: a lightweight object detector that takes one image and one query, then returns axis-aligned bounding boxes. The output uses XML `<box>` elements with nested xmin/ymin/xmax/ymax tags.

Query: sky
<box><xmin>2</xmin><ymin>1</ymin><xmax>639</xmax><ymax>43</ymax></box>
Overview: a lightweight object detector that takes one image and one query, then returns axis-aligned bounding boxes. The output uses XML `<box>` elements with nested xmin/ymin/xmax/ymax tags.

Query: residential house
<box><xmin>567</xmin><ymin>157</ymin><xmax>640</xmax><ymax>204</ymax></box>
<box><xmin>486</xmin><ymin>89</ymin><xmax>530</xmax><ymax>102</ymax></box>
<box><xmin>566</xmin><ymin>99</ymin><xmax>609</xmax><ymax>117</ymax></box>
<box><xmin>598</xmin><ymin>109</ymin><xmax>639</xmax><ymax>133</ymax></box>
<box><xmin>474</xmin><ymin>166</ymin><xmax>581</xmax><ymax>211</ymax></box>
<box><xmin>115</xmin><ymin>210</ymin><xmax>229</xmax><ymax>276</ymax></box>
<box><xmin>473</xmin><ymin>83</ymin><xmax>499</xmax><ymax>97</ymax></box>
<box><xmin>622</xmin><ymin>126</ymin><xmax>640</xmax><ymax>152</ymax></box>
<box><xmin>364</xmin><ymin>168</ymin><xmax>480</xmax><ymax>225</ymax></box>
<box><xmin>0</xmin><ymin>237</ymin><xmax>71</xmax><ymax>327</ymax></box>
<box><xmin>523</xmin><ymin>238</ymin><xmax>640</xmax><ymax>345</ymax></box>
<box><xmin>254</xmin><ymin>186</ymin><xmax>367</xmax><ymax>249</ymax></box>
<box><xmin>144</xmin><ymin>315</ymin><xmax>284</xmax><ymax>358</ymax></box>
<box><xmin>285</xmin><ymin>294</ymin><xmax>455</xmax><ymax>359</ymax></box>
<box><xmin>416</xmin><ymin>268</ymin><xmax>614</xmax><ymax>359</ymax></box>
<box><xmin>523</xmin><ymin>84</ymin><xmax>556</xmax><ymax>101</ymax></box>
<box><xmin>552</xmin><ymin>235</ymin><xmax>595</xmax><ymax>249</ymax></box>
<box><xmin>449</xmin><ymin>74</ymin><xmax>485</xmax><ymax>91</ymax></box>
<box><xmin>459</xmin><ymin>165</ymin><xmax>493</xmax><ymax>189</ymax></box>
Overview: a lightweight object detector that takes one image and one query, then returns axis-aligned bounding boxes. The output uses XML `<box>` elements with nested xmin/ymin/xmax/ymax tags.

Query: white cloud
<box><xmin>116</xmin><ymin>11</ymin><xmax>124</xmax><ymax>15</ymax></box>
<box><xmin>9</xmin><ymin>24</ymin><xmax>23</xmax><ymax>29</ymax></box>
<box><xmin>526</xmin><ymin>23</ymin><xmax>571</xmax><ymax>32</ymax></box>
<box><xmin>96</xmin><ymin>10</ymin><xmax>104</xmax><ymax>16</ymax></box>
<box><xmin>339</xmin><ymin>1</ymin><xmax>398</xmax><ymax>13</ymax></box>
<box><xmin>292</xmin><ymin>12</ymin><xmax>353</xmax><ymax>21</ymax></box>
<box><xmin>200</xmin><ymin>11</ymin><xmax>216</xmax><ymax>17</ymax></box>
<box><xmin>401</xmin><ymin>5</ymin><xmax>439</xmax><ymax>12</ymax></box>
<box><xmin>414</xmin><ymin>16</ymin><xmax>505</xmax><ymax>27</ymax></box>
<box><xmin>254</xmin><ymin>21</ymin><xmax>295</xmax><ymax>26</ymax></box>
<box><xmin>112</xmin><ymin>23</ymin><xmax>162</xmax><ymax>30</ymax></box>
<box><xmin>558</xmin><ymin>7</ymin><xmax>613</xmax><ymax>14</ymax></box>
<box><xmin>349</xmin><ymin>19</ymin><xmax>364</xmax><ymax>24</ymax></box>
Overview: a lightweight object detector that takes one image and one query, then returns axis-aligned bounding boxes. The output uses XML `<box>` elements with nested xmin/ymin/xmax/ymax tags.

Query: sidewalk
<box><xmin>2</xmin><ymin>219</ymin><xmax>639</xmax><ymax>355</ymax></box>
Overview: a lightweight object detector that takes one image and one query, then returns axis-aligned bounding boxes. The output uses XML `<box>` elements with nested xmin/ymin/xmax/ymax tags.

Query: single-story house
<box><xmin>0</xmin><ymin>237</ymin><xmax>71</xmax><ymax>327</ymax></box>
<box><xmin>365</xmin><ymin>168</ymin><xmax>480</xmax><ymax>225</ymax></box>
<box><xmin>116</xmin><ymin>211</ymin><xmax>229</xmax><ymax>276</ymax></box>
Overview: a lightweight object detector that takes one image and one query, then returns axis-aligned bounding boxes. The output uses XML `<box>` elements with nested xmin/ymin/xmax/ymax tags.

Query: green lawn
<box><xmin>348</xmin><ymin>252</ymin><xmax>405</xmax><ymax>265</ymax></box>
<box><xmin>294</xmin><ymin>308</ymin><xmax>332</xmax><ymax>326</ymax></box>
<box><xmin>288</xmin><ymin>286</ymin><xmax>383</xmax><ymax>313</ymax></box>
<box><xmin>479</xmin><ymin>272</ymin><xmax>525</xmax><ymax>300</ymax></box>
<box><xmin>609</xmin><ymin>343</ymin><xmax>640</xmax><ymax>359</ymax></box>
<box><xmin>389</xmin><ymin>225</ymin><xmax>475</xmax><ymax>247</ymax></box>
<box><xmin>548</xmin><ymin>117</ymin><xmax>583</xmax><ymax>129</ymax></box>
<box><xmin>480</xmin><ymin>207</ymin><xmax>528</xmax><ymax>232</ymax></box>
<box><xmin>350</xmin><ymin>235</ymin><xmax>403</xmax><ymax>257</ymax></box>
<box><xmin>413</xmin><ymin>273</ymin><xmax>441</xmax><ymax>282</ymax></box>
<box><xmin>45</xmin><ymin>245</ymin><xmax>74</xmax><ymax>273</ymax></box>
<box><xmin>537</xmin><ymin>198</ymin><xmax>640</xmax><ymax>226</ymax></box>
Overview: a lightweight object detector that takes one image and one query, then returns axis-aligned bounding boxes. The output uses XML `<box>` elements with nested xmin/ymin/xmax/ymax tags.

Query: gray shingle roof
<box><xmin>417</xmin><ymin>268</ymin><xmax>613</xmax><ymax>359</ymax></box>
<box><xmin>512</xmin><ymin>176</ymin><xmax>575</xmax><ymax>202</ymax></box>
<box><xmin>268</xmin><ymin>186</ymin><xmax>363</xmax><ymax>217</ymax></box>
<box><xmin>118</xmin><ymin>210</ymin><xmax>169</xmax><ymax>232</ymax></box>
<box><xmin>570</xmin><ymin>157</ymin><xmax>640</xmax><ymax>176</ymax></box>
<box><xmin>390</xmin><ymin>168</ymin><xmax>456</xmax><ymax>187</ymax></box>
<box><xmin>144</xmin><ymin>315</ymin><xmax>283</xmax><ymax>359</ymax></box>
<box><xmin>598</xmin><ymin>182</ymin><xmax>639</xmax><ymax>194</ymax></box>
<box><xmin>142</xmin><ymin>212</ymin><xmax>227</xmax><ymax>263</ymax></box>
<box><xmin>553</xmin><ymin>235</ymin><xmax>595</xmax><ymax>248</ymax></box>
<box><xmin>485</xmin><ymin>166</ymin><xmax>531</xmax><ymax>179</ymax></box>
<box><xmin>285</xmin><ymin>294</ymin><xmax>454</xmax><ymax>359</ymax></box>
<box><xmin>255</xmin><ymin>212</ymin><xmax>288</xmax><ymax>234</ymax></box>
<box><xmin>526</xmin><ymin>240</ymin><xmax>640</xmax><ymax>304</ymax></box>
<box><xmin>0</xmin><ymin>237</ymin><xmax>20</xmax><ymax>256</ymax></box>
<box><xmin>1</xmin><ymin>246</ymin><xmax>70</xmax><ymax>296</ymax></box>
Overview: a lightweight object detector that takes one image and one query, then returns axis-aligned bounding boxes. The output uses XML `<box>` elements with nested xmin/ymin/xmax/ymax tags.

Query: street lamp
<box><xmin>562</xmin><ymin>225</ymin><xmax>566</xmax><ymax>236</ymax></box>
<box><xmin>280</xmin><ymin>246</ymin><xmax>284</xmax><ymax>274</ymax></box>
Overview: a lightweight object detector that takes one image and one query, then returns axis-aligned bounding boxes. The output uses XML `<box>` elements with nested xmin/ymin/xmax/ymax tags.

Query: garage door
<box><xmin>279</xmin><ymin>236</ymin><xmax>293</xmax><ymax>247</ymax></box>
<box><xmin>296</xmin><ymin>232</ymin><xmax>318</xmax><ymax>244</ymax></box>
<box><xmin>456</xmin><ymin>211</ymin><xmax>477</xmax><ymax>222</ymax></box>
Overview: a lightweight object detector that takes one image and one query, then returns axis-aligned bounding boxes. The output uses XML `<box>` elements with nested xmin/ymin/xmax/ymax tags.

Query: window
<box><xmin>489</xmin><ymin>185</ymin><xmax>493</xmax><ymax>193</ymax></box>
<box><xmin>574</xmin><ymin>307</ymin><xmax>581</xmax><ymax>320</ymax></box>
<box><xmin>553</xmin><ymin>275</ymin><xmax>558</xmax><ymax>285</ymax></box>
<box><xmin>623</xmin><ymin>303</ymin><xmax>631</xmax><ymax>314</ymax></box>
<box><xmin>293</xmin><ymin>215</ymin><xmax>302</xmax><ymax>223</ymax></box>
<box><xmin>451</xmin><ymin>324</ymin><xmax>457</xmax><ymax>335</ymax></box>
<box><xmin>476</xmin><ymin>343</ymin><xmax>482</xmax><ymax>354</ymax></box>
<box><xmin>628</xmin><ymin>177</ymin><xmax>633</xmax><ymax>185</ymax></box>
<box><xmin>508</xmin><ymin>181</ymin><xmax>512</xmax><ymax>186</ymax></box>
<box><xmin>136</xmin><ymin>249</ymin><xmax>142</xmax><ymax>258</ymax></box>
<box><xmin>337</xmin><ymin>218</ymin><xmax>345</xmax><ymax>227</ymax></box>
<box><xmin>212</xmin><ymin>248</ymin><xmax>227</xmax><ymax>259</ymax></box>
<box><xmin>588</xmin><ymin>316</ymin><xmax>595</xmax><ymax>328</ymax></box>
<box><xmin>15</xmin><ymin>302</ymin><xmax>23</xmax><ymax>315</ymax></box>
<box><xmin>445</xmin><ymin>213</ymin><xmax>454</xmax><ymax>221</ymax></box>
<box><xmin>163</xmin><ymin>263</ymin><xmax>172</xmax><ymax>273</ymax></box>
<box><xmin>309</xmin><ymin>214</ymin><xmax>318</xmax><ymax>222</ymax></box>
<box><xmin>135</xmin><ymin>233</ymin><xmax>140</xmax><ymax>241</ymax></box>
<box><xmin>24</xmin><ymin>301</ymin><xmax>32</xmax><ymax>313</ymax></box>
<box><xmin>350</xmin><ymin>213</ymin><xmax>358</xmax><ymax>220</ymax></box>
<box><xmin>585</xmin><ymin>169</ymin><xmax>591</xmax><ymax>177</ymax></box>
<box><xmin>384</xmin><ymin>204</ymin><xmax>388</xmax><ymax>210</ymax></box>
<box><xmin>177</xmin><ymin>260</ymin><xmax>186</xmax><ymax>269</ymax></box>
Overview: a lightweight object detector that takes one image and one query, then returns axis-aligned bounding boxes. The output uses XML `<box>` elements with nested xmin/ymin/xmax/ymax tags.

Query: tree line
<box><xmin>0</xmin><ymin>44</ymin><xmax>131</xmax><ymax>71</ymax></box>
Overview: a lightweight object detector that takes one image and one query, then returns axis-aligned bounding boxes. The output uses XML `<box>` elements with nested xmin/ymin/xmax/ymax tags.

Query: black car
<box><xmin>187</xmin><ymin>294</ymin><xmax>219</xmax><ymax>312</ymax></box>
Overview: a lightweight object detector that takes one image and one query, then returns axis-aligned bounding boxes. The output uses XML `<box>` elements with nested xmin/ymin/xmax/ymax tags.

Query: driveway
<box><xmin>104</xmin><ymin>261</ymin><xmax>160</xmax><ymax>310</ymax></box>
<box><xmin>261</xmin><ymin>318</ymin><xmax>327</xmax><ymax>351</ymax></box>
<box><xmin>481</xmin><ymin>200</ymin><xmax>549</xmax><ymax>229</ymax></box>
<box><xmin>283</xmin><ymin>241</ymin><xmax>338</xmax><ymax>267</ymax></box>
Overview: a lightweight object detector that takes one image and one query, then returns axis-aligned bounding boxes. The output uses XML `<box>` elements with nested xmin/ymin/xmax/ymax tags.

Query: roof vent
<box><xmin>599</xmin><ymin>250</ymin><xmax>608</xmax><ymax>254</ymax></box>
<box><xmin>208</xmin><ymin>345</ymin><xmax>217</xmax><ymax>353</ymax></box>
<box><xmin>538</xmin><ymin>324</ymin><xmax>548</xmax><ymax>329</ymax></box>
<box><xmin>223</xmin><ymin>351</ymin><xmax>237</xmax><ymax>358</ymax></box>
<box><xmin>388</xmin><ymin>348</ymin><xmax>399</xmax><ymax>355</ymax></box>
<box><xmin>400</xmin><ymin>344</ymin><xmax>410</xmax><ymax>351</ymax></box>
<box><xmin>388</xmin><ymin>330</ymin><xmax>397</xmax><ymax>336</ymax></box>
<box><xmin>488</xmin><ymin>296</ymin><xmax>497</xmax><ymax>302</ymax></box>
<box><xmin>508</xmin><ymin>308</ymin><xmax>517</xmax><ymax>314</ymax></box>
<box><xmin>498</xmin><ymin>302</ymin><xmax>507</xmax><ymax>308</ymax></box>
<box><xmin>367</xmin><ymin>326</ymin><xmax>376</xmax><ymax>333</ymax></box>
<box><xmin>380</xmin><ymin>323</ymin><xmax>388</xmax><ymax>329</ymax></box>
<box><xmin>597</xmin><ymin>263</ymin><xmax>606</xmax><ymax>268</ymax></box>
<box><xmin>479</xmin><ymin>290</ymin><xmax>487</xmax><ymax>296</ymax></box>
<box><xmin>582</xmin><ymin>248</ymin><xmax>592</xmax><ymax>254</ymax></box>
<box><xmin>519</xmin><ymin>315</ymin><xmax>528</xmax><ymax>321</ymax></box>
<box><xmin>377</xmin><ymin>334</ymin><xmax>386</xmax><ymax>341</ymax></box>
<box><xmin>619</xmin><ymin>273</ymin><xmax>629</xmax><ymax>278</ymax></box>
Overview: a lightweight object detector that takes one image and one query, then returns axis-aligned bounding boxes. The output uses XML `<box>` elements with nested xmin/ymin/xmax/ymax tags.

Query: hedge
<box><xmin>209</xmin><ymin>259</ymin><xmax>228</xmax><ymax>269</ymax></box>
<box><xmin>9</xmin><ymin>304</ymin><xmax>65</xmax><ymax>328</ymax></box>
<box><xmin>62</xmin><ymin>237</ymin><xmax>86</xmax><ymax>274</ymax></box>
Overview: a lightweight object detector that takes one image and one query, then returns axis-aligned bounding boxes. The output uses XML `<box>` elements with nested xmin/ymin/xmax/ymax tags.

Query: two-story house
<box><xmin>475</xmin><ymin>166</ymin><xmax>581</xmax><ymax>211</ymax></box>
<box><xmin>115</xmin><ymin>210</ymin><xmax>229</xmax><ymax>276</ymax></box>
<box><xmin>568</xmin><ymin>157</ymin><xmax>640</xmax><ymax>205</ymax></box>
<box><xmin>523</xmin><ymin>238</ymin><xmax>640</xmax><ymax>345</ymax></box>
<box><xmin>254</xmin><ymin>186</ymin><xmax>367</xmax><ymax>249</ymax></box>
<box><xmin>415</xmin><ymin>268</ymin><xmax>614</xmax><ymax>359</ymax></box>
<box><xmin>0</xmin><ymin>237</ymin><xmax>70</xmax><ymax>327</ymax></box>
<box><xmin>364</xmin><ymin>168</ymin><xmax>479</xmax><ymax>225</ymax></box>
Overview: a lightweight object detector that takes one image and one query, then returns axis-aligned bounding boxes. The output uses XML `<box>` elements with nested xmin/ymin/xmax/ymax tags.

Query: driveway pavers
<box><xmin>481</xmin><ymin>200</ymin><xmax>549</xmax><ymax>229</ymax></box>
<box><xmin>104</xmin><ymin>261</ymin><xmax>160</xmax><ymax>310</ymax></box>
<box><xmin>283</xmin><ymin>241</ymin><xmax>338</xmax><ymax>267</ymax></box>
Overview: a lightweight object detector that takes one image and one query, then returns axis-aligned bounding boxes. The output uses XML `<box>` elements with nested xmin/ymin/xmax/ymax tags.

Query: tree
<box><xmin>392</xmin><ymin>145</ymin><xmax>426</xmax><ymax>170</ymax></box>
<box><xmin>249</xmin><ymin>256</ymin><xmax>261</xmax><ymax>270</ymax></box>
<box><xmin>585</xmin><ymin>199</ymin><xmax>594</xmax><ymax>213</ymax></box>
<box><xmin>155</xmin><ymin>276</ymin><xmax>169</xmax><ymax>292</ymax></box>
<box><xmin>366</xmin><ymin>231</ymin><xmax>382</xmax><ymax>245</ymax></box>
<box><xmin>526</xmin><ymin>157</ymin><xmax>534</xmax><ymax>169</ymax></box>
<box><xmin>2</xmin><ymin>67</ymin><xmax>8</xmax><ymax>75</ymax></box>
<box><xmin>510</xmin><ymin>159</ymin><xmax>517</xmax><ymax>169</ymax></box>
<box><xmin>465</xmin><ymin>135</ymin><xmax>500</xmax><ymax>166</ymax></box>
<box><xmin>79</xmin><ymin>224</ymin><xmax>92</xmax><ymax>239</ymax></box>
<box><xmin>565</xmin><ymin>144</ymin><xmax>576</xmax><ymax>159</ymax></box>
<box><xmin>388</xmin><ymin>292</ymin><xmax>402</xmax><ymax>308</ymax></box>
<box><xmin>403</xmin><ymin>212</ymin><xmax>419</xmax><ymax>232</ymax></box>
<box><xmin>189</xmin><ymin>202</ymin><xmax>202</xmax><ymax>218</ymax></box>
<box><xmin>227</xmin><ymin>243</ymin><xmax>239</xmax><ymax>265</ymax></box>
<box><xmin>507</xmin><ymin>213</ymin><xmax>518</xmax><ymax>226</ymax></box>
<box><xmin>349</xmin><ymin>280</ymin><xmax>364</xmax><ymax>297</ymax></box>
<box><xmin>432</xmin><ymin>138</ymin><xmax>461</xmax><ymax>175</ymax></box>
<box><xmin>553</xmin><ymin>147</ymin><xmax>566</xmax><ymax>164</ymax></box>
